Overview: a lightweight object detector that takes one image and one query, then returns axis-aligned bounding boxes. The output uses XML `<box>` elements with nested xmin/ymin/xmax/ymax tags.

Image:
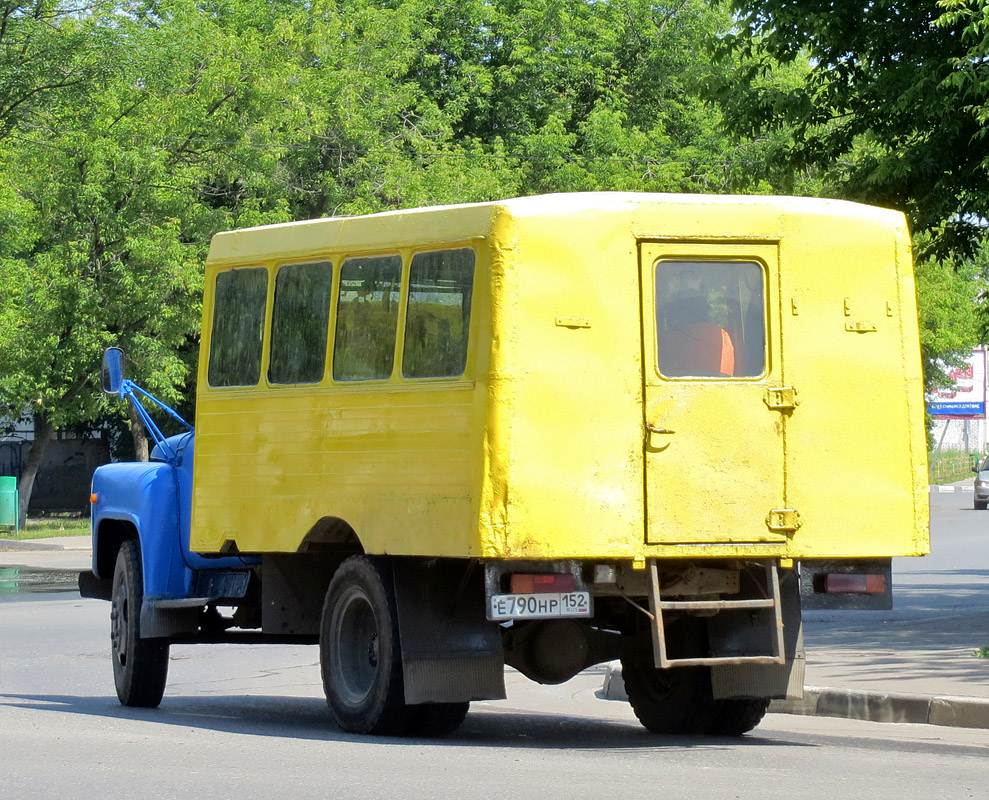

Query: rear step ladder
<box><xmin>647</xmin><ymin>561</ymin><xmax>786</xmax><ymax>669</ymax></box>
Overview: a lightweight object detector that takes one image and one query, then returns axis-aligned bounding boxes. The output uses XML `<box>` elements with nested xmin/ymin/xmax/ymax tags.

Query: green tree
<box><xmin>0</xmin><ymin>0</ymin><xmax>295</xmax><ymax>522</ymax></box>
<box><xmin>0</xmin><ymin>0</ymin><xmax>775</xmax><ymax>525</ymax></box>
<box><xmin>403</xmin><ymin>0</ymin><xmax>762</xmax><ymax>195</ymax></box>
<box><xmin>915</xmin><ymin>249</ymin><xmax>982</xmax><ymax>392</ymax></box>
<box><xmin>269</xmin><ymin>0</ymin><xmax>521</xmax><ymax>218</ymax></box>
<box><xmin>0</xmin><ymin>1</ymin><xmax>117</xmax><ymax>138</ymax></box>
<box><xmin>712</xmin><ymin>0</ymin><xmax>989</xmax><ymax>257</ymax></box>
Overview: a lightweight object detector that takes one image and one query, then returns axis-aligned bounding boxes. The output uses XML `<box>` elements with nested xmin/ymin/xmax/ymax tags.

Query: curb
<box><xmin>0</xmin><ymin>539</ymin><xmax>69</xmax><ymax>551</ymax></box>
<box><xmin>769</xmin><ymin>688</ymin><xmax>989</xmax><ymax>729</ymax></box>
<box><xmin>601</xmin><ymin>662</ymin><xmax>989</xmax><ymax>730</ymax></box>
<box><xmin>0</xmin><ymin>534</ymin><xmax>91</xmax><ymax>552</ymax></box>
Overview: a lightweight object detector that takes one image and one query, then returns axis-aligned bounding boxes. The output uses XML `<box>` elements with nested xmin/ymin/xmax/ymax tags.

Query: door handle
<box><xmin>645</xmin><ymin>423</ymin><xmax>676</xmax><ymax>435</ymax></box>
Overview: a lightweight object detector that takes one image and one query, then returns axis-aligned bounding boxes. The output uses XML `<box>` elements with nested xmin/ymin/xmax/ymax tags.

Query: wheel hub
<box><xmin>333</xmin><ymin>588</ymin><xmax>381</xmax><ymax>704</ymax></box>
<box><xmin>111</xmin><ymin>594</ymin><xmax>128</xmax><ymax>665</ymax></box>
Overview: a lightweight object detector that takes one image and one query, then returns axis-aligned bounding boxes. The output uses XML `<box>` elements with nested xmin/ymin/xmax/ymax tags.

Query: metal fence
<box><xmin>929</xmin><ymin>453</ymin><xmax>981</xmax><ymax>484</ymax></box>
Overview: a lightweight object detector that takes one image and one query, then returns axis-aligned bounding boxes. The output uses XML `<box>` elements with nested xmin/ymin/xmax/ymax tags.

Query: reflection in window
<box><xmin>269</xmin><ymin>261</ymin><xmax>333</xmax><ymax>384</ymax></box>
<box><xmin>208</xmin><ymin>267</ymin><xmax>268</xmax><ymax>387</ymax></box>
<box><xmin>333</xmin><ymin>255</ymin><xmax>402</xmax><ymax>381</ymax></box>
<box><xmin>655</xmin><ymin>260</ymin><xmax>765</xmax><ymax>378</ymax></box>
<box><xmin>403</xmin><ymin>249</ymin><xmax>474</xmax><ymax>378</ymax></box>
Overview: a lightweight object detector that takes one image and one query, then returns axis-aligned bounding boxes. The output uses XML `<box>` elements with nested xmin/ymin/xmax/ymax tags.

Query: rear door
<box><xmin>640</xmin><ymin>242</ymin><xmax>792</xmax><ymax>544</ymax></box>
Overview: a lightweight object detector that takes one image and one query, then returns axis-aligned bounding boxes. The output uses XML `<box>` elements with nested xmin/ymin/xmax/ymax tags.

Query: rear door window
<box><xmin>655</xmin><ymin>260</ymin><xmax>766</xmax><ymax>378</ymax></box>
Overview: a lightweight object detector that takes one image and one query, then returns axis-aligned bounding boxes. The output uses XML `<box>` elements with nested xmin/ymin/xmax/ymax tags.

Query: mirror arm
<box><xmin>118</xmin><ymin>380</ymin><xmax>193</xmax><ymax>462</ymax></box>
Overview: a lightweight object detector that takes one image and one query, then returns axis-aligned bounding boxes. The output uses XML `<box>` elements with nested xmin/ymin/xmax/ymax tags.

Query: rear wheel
<box><xmin>320</xmin><ymin>556</ymin><xmax>412</xmax><ymax>735</ymax></box>
<box><xmin>409</xmin><ymin>702</ymin><xmax>470</xmax><ymax>737</ymax></box>
<box><xmin>110</xmin><ymin>539</ymin><xmax>169</xmax><ymax>707</ymax></box>
<box><xmin>620</xmin><ymin>658</ymin><xmax>714</xmax><ymax>735</ymax></box>
<box><xmin>703</xmin><ymin>697</ymin><xmax>770</xmax><ymax>736</ymax></box>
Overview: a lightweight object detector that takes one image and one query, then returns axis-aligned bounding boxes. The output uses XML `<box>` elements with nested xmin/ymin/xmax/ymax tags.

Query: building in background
<box><xmin>0</xmin><ymin>418</ymin><xmax>110</xmax><ymax>515</ymax></box>
<box><xmin>928</xmin><ymin>347</ymin><xmax>988</xmax><ymax>455</ymax></box>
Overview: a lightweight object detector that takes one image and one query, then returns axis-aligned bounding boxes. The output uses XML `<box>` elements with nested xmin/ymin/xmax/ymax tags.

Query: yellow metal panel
<box><xmin>192</xmin><ymin>384</ymin><xmax>482</xmax><ymax>554</ymax></box>
<box><xmin>206</xmin><ymin>205</ymin><xmax>496</xmax><ymax>268</ymax></box>
<box><xmin>476</xmin><ymin>206</ymin><xmax>646</xmax><ymax>560</ymax></box>
<box><xmin>779</xmin><ymin>213</ymin><xmax>929</xmax><ymax>558</ymax></box>
<box><xmin>192</xmin><ymin>208</ymin><xmax>496</xmax><ymax>555</ymax></box>
<box><xmin>190</xmin><ymin>193</ymin><xmax>928</xmax><ymax>564</ymax></box>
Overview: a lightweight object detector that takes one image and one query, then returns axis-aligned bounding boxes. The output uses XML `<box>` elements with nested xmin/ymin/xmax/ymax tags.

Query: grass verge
<box><xmin>0</xmin><ymin>516</ymin><xmax>90</xmax><ymax>539</ymax></box>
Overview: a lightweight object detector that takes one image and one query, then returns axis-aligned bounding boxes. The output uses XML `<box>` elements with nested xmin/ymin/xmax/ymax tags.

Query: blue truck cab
<box><xmin>80</xmin><ymin>348</ymin><xmax>260</xmax><ymax>707</ymax></box>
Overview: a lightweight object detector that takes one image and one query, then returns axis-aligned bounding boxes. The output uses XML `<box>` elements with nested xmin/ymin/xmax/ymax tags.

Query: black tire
<box><xmin>409</xmin><ymin>702</ymin><xmax>470</xmax><ymax>737</ymax></box>
<box><xmin>320</xmin><ymin>556</ymin><xmax>412</xmax><ymax>735</ymax></box>
<box><xmin>620</xmin><ymin>658</ymin><xmax>715</xmax><ymax>735</ymax></box>
<box><xmin>975</xmin><ymin>499</ymin><xmax>987</xmax><ymax>510</ymax></box>
<box><xmin>703</xmin><ymin>697</ymin><xmax>770</xmax><ymax>736</ymax></box>
<box><xmin>110</xmin><ymin>540</ymin><xmax>169</xmax><ymax>707</ymax></box>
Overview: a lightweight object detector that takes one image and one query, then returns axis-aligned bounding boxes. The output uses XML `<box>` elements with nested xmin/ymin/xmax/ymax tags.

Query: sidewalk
<box><xmin>603</xmin><ymin>601</ymin><xmax>989</xmax><ymax>730</ymax></box>
<box><xmin>0</xmin><ymin>535</ymin><xmax>92</xmax><ymax>571</ymax></box>
<box><xmin>4</xmin><ymin>534</ymin><xmax>988</xmax><ymax>730</ymax></box>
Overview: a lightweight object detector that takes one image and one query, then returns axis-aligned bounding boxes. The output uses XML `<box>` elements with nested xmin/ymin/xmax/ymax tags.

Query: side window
<box><xmin>268</xmin><ymin>261</ymin><xmax>333</xmax><ymax>385</ymax></box>
<box><xmin>333</xmin><ymin>254</ymin><xmax>402</xmax><ymax>381</ymax></box>
<box><xmin>208</xmin><ymin>267</ymin><xmax>268</xmax><ymax>387</ymax></box>
<box><xmin>655</xmin><ymin>260</ymin><xmax>766</xmax><ymax>378</ymax></box>
<box><xmin>403</xmin><ymin>249</ymin><xmax>475</xmax><ymax>379</ymax></box>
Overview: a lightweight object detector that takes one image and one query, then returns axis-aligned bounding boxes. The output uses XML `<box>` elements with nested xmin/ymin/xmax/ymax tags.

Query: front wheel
<box><xmin>975</xmin><ymin>499</ymin><xmax>987</xmax><ymax>510</ymax></box>
<box><xmin>110</xmin><ymin>540</ymin><xmax>169</xmax><ymax>707</ymax></box>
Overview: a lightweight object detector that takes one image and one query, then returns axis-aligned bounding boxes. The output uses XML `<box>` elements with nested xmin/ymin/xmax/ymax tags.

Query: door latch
<box><xmin>764</xmin><ymin>386</ymin><xmax>799</xmax><ymax>411</ymax></box>
<box><xmin>766</xmin><ymin>508</ymin><xmax>802</xmax><ymax>533</ymax></box>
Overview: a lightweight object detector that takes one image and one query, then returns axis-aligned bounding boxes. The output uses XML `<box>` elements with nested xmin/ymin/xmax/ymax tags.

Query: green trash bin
<box><xmin>0</xmin><ymin>476</ymin><xmax>19</xmax><ymax>533</ymax></box>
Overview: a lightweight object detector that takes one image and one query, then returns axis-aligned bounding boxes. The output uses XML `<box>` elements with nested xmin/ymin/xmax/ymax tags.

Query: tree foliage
<box><xmin>0</xmin><ymin>1</ymin><xmax>118</xmax><ymax>138</ymax></box>
<box><xmin>4</xmin><ymin>0</ymin><xmax>907</xmax><ymax>519</ymax></box>
<box><xmin>914</xmin><ymin>246</ymin><xmax>983</xmax><ymax>390</ymax></box>
<box><xmin>713</xmin><ymin>0</ymin><xmax>989</xmax><ymax>257</ymax></box>
<box><xmin>1</xmin><ymin>0</ymin><xmax>984</xmax><ymax>517</ymax></box>
<box><xmin>403</xmin><ymin>0</ymin><xmax>760</xmax><ymax>194</ymax></box>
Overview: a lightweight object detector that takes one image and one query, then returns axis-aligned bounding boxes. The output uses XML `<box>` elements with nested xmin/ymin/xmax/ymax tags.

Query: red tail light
<box><xmin>824</xmin><ymin>573</ymin><xmax>887</xmax><ymax>594</ymax></box>
<box><xmin>510</xmin><ymin>573</ymin><xmax>577</xmax><ymax>594</ymax></box>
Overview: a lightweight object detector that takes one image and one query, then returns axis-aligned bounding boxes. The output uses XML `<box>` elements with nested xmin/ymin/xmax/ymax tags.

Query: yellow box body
<box><xmin>191</xmin><ymin>193</ymin><xmax>929</xmax><ymax>562</ymax></box>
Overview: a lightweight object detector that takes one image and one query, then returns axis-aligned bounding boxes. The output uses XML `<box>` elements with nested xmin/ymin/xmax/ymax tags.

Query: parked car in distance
<box><xmin>974</xmin><ymin>458</ymin><xmax>989</xmax><ymax>509</ymax></box>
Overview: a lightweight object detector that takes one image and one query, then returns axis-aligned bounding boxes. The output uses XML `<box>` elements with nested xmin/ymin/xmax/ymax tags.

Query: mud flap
<box><xmin>140</xmin><ymin>599</ymin><xmax>202</xmax><ymax>638</ymax></box>
<box><xmin>392</xmin><ymin>558</ymin><xmax>506</xmax><ymax>705</ymax></box>
<box><xmin>709</xmin><ymin>567</ymin><xmax>806</xmax><ymax>700</ymax></box>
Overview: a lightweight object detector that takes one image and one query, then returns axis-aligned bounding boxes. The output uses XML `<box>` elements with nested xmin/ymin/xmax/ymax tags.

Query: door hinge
<box><xmin>764</xmin><ymin>386</ymin><xmax>799</xmax><ymax>411</ymax></box>
<box><xmin>766</xmin><ymin>508</ymin><xmax>802</xmax><ymax>533</ymax></box>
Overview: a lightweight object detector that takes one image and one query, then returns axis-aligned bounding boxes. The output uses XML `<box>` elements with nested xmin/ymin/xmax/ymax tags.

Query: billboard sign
<box><xmin>927</xmin><ymin>348</ymin><xmax>987</xmax><ymax>419</ymax></box>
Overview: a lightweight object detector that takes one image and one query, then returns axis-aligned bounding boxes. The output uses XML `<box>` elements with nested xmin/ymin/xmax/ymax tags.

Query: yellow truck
<box><xmin>81</xmin><ymin>192</ymin><xmax>929</xmax><ymax>737</ymax></box>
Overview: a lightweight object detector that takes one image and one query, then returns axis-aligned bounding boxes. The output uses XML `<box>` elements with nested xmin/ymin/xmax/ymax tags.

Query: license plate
<box><xmin>489</xmin><ymin>591</ymin><xmax>592</xmax><ymax>620</ymax></box>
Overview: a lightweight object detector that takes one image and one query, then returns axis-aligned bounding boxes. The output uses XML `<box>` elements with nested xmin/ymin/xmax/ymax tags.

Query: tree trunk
<box><xmin>128</xmin><ymin>401</ymin><xmax>150</xmax><ymax>462</ymax></box>
<box><xmin>17</xmin><ymin>413</ymin><xmax>54</xmax><ymax>529</ymax></box>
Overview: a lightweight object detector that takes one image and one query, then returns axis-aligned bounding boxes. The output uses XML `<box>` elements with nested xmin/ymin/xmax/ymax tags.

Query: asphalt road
<box><xmin>0</xmin><ymin>593</ymin><xmax>986</xmax><ymax>799</ymax></box>
<box><xmin>1</xmin><ymin>491</ymin><xmax>987</xmax><ymax>798</ymax></box>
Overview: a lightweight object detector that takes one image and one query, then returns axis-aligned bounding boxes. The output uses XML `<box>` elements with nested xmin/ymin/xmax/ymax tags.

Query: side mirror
<box><xmin>101</xmin><ymin>347</ymin><xmax>125</xmax><ymax>395</ymax></box>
